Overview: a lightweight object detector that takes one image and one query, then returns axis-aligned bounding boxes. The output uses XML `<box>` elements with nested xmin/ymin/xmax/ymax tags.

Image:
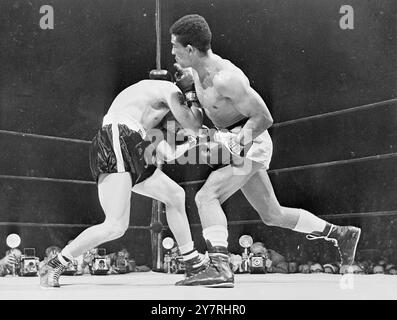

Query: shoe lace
<box><xmin>55</xmin><ymin>264</ymin><xmax>66</xmax><ymax>278</ymax></box>
<box><xmin>306</xmin><ymin>226</ymin><xmax>344</xmax><ymax>266</ymax></box>
<box><xmin>306</xmin><ymin>225</ymin><xmax>339</xmax><ymax>247</ymax></box>
<box><xmin>305</xmin><ymin>234</ymin><xmax>339</xmax><ymax>247</ymax></box>
<box><xmin>48</xmin><ymin>259</ymin><xmax>67</xmax><ymax>282</ymax></box>
<box><xmin>193</xmin><ymin>255</ymin><xmax>210</xmax><ymax>269</ymax></box>
<box><xmin>181</xmin><ymin>255</ymin><xmax>220</xmax><ymax>281</ymax></box>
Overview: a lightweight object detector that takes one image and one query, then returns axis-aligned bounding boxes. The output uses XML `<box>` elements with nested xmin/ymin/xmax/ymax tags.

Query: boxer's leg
<box><xmin>177</xmin><ymin>160</ymin><xmax>262</xmax><ymax>287</ymax></box>
<box><xmin>132</xmin><ymin>169</ymin><xmax>191</xmax><ymax>247</ymax></box>
<box><xmin>62</xmin><ymin>172</ymin><xmax>132</xmax><ymax>259</ymax></box>
<box><xmin>241</xmin><ymin>168</ymin><xmax>304</xmax><ymax>229</ymax></box>
<box><xmin>195</xmin><ymin>159</ymin><xmax>262</xmax><ymax>247</ymax></box>
<box><xmin>242</xmin><ymin>168</ymin><xmax>361</xmax><ymax>265</ymax></box>
<box><xmin>40</xmin><ymin>172</ymin><xmax>132</xmax><ymax>287</ymax></box>
<box><xmin>132</xmin><ymin>169</ymin><xmax>207</xmax><ymax>274</ymax></box>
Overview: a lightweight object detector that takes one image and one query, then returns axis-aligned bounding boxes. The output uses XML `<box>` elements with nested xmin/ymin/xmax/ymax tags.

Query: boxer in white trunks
<box><xmin>170</xmin><ymin>14</ymin><xmax>361</xmax><ymax>287</ymax></box>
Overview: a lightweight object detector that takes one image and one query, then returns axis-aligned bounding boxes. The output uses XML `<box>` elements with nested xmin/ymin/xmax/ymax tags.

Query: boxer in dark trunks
<box><xmin>39</xmin><ymin>79</ymin><xmax>207</xmax><ymax>287</ymax></box>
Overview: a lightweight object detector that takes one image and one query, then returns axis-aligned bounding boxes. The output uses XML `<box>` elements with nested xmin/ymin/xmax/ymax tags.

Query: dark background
<box><xmin>0</xmin><ymin>0</ymin><xmax>396</xmax><ymax>266</ymax></box>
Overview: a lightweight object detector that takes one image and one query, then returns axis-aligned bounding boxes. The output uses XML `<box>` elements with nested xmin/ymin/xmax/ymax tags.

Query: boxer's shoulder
<box><xmin>212</xmin><ymin>68</ymin><xmax>249</xmax><ymax>98</ymax></box>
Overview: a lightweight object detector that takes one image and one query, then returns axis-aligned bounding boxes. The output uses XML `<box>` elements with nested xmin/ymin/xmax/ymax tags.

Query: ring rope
<box><xmin>272</xmin><ymin>98</ymin><xmax>397</xmax><ymax>129</ymax></box>
<box><xmin>0</xmin><ymin>129</ymin><xmax>90</xmax><ymax>144</ymax></box>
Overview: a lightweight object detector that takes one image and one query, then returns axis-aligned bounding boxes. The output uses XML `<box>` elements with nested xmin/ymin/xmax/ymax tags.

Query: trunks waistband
<box><xmin>102</xmin><ymin>113</ymin><xmax>146</xmax><ymax>138</ymax></box>
<box><xmin>224</xmin><ymin>118</ymin><xmax>249</xmax><ymax>131</ymax></box>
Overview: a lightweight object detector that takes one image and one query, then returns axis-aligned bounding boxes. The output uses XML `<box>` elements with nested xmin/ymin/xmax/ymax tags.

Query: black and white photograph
<box><xmin>0</xmin><ymin>0</ymin><xmax>396</xmax><ymax>309</ymax></box>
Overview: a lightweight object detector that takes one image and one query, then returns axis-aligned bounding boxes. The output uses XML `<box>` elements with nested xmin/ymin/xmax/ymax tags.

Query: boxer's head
<box><xmin>170</xmin><ymin>14</ymin><xmax>212</xmax><ymax>67</ymax></box>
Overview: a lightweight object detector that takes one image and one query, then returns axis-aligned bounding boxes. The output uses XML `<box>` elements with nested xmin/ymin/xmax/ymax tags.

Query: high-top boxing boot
<box><xmin>306</xmin><ymin>224</ymin><xmax>361</xmax><ymax>266</ymax></box>
<box><xmin>175</xmin><ymin>241</ymin><xmax>234</xmax><ymax>288</ymax></box>
<box><xmin>174</xmin><ymin>253</ymin><xmax>210</xmax><ymax>285</ymax></box>
<box><xmin>39</xmin><ymin>253</ymin><xmax>69</xmax><ymax>288</ymax></box>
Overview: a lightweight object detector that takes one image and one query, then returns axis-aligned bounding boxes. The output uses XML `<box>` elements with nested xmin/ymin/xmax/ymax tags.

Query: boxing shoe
<box><xmin>307</xmin><ymin>225</ymin><xmax>361</xmax><ymax>266</ymax></box>
<box><xmin>184</xmin><ymin>253</ymin><xmax>210</xmax><ymax>278</ymax></box>
<box><xmin>39</xmin><ymin>253</ymin><xmax>68</xmax><ymax>288</ymax></box>
<box><xmin>175</xmin><ymin>244</ymin><xmax>234</xmax><ymax>288</ymax></box>
<box><xmin>174</xmin><ymin>254</ymin><xmax>210</xmax><ymax>286</ymax></box>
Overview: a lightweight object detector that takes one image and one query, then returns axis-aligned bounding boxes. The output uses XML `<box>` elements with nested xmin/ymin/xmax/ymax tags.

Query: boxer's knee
<box><xmin>258</xmin><ymin>204</ymin><xmax>284</xmax><ymax>226</ymax></box>
<box><xmin>195</xmin><ymin>187</ymin><xmax>218</xmax><ymax>210</ymax></box>
<box><xmin>101</xmin><ymin>220</ymin><xmax>128</xmax><ymax>240</ymax></box>
<box><xmin>163</xmin><ymin>185</ymin><xmax>185</xmax><ymax>208</ymax></box>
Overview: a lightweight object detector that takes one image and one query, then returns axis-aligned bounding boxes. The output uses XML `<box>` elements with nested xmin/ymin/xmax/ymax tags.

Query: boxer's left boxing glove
<box><xmin>174</xmin><ymin>63</ymin><xmax>199</xmax><ymax>108</ymax></box>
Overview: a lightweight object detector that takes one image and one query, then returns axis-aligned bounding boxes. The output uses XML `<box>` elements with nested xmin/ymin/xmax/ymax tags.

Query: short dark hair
<box><xmin>169</xmin><ymin>14</ymin><xmax>212</xmax><ymax>53</ymax></box>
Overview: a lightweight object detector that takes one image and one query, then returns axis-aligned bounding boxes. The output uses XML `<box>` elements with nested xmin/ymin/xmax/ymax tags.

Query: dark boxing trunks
<box><xmin>89</xmin><ymin>124</ymin><xmax>156</xmax><ymax>185</ymax></box>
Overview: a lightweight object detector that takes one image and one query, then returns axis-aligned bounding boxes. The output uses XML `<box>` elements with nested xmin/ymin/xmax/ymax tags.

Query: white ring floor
<box><xmin>0</xmin><ymin>272</ymin><xmax>396</xmax><ymax>300</ymax></box>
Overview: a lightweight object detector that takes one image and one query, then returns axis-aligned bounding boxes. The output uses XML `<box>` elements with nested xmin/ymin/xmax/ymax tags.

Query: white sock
<box><xmin>57</xmin><ymin>253</ymin><xmax>70</xmax><ymax>267</ymax></box>
<box><xmin>179</xmin><ymin>241</ymin><xmax>199</xmax><ymax>261</ymax></box>
<box><xmin>292</xmin><ymin>209</ymin><xmax>326</xmax><ymax>234</ymax></box>
<box><xmin>203</xmin><ymin>225</ymin><xmax>228</xmax><ymax>248</ymax></box>
<box><xmin>61</xmin><ymin>246</ymin><xmax>74</xmax><ymax>261</ymax></box>
<box><xmin>179</xmin><ymin>241</ymin><xmax>194</xmax><ymax>254</ymax></box>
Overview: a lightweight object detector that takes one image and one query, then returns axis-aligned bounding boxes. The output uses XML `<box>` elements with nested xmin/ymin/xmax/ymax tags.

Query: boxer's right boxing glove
<box><xmin>212</xmin><ymin>130</ymin><xmax>252</xmax><ymax>157</ymax></box>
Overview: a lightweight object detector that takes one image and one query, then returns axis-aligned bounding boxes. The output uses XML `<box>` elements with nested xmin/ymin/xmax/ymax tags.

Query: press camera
<box><xmin>90</xmin><ymin>248</ymin><xmax>109</xmax><ymax>275</ymax></box>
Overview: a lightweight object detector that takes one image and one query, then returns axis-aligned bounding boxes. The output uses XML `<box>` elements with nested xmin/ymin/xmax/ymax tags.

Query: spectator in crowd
<box><xmin>358</xmin><ymin>260</ymin><xmax>374</xmax><ymax>274</ymax></box>
<box><xmin>377</xmin><ymin>259</ymin><xmax>387</xmax><ymax>268</ymax></box>
<box><xmin>385</xmin><ymin>264</ymin><xmax>397</xmax><ymax>275</ymax></box>
<box><xmin>288</xmin><ymin>261</ymin><xmax>299</xmax><ymax>273</ymax></box>
<box><xmin>108</xmin><ymin>248</ymin><xmax>136</xmax><ymax>274</ymax></box>
<box><xmin>250</xmin><ymin>242</ymin><xmax>289</xmax><ymax>273</ymax></box>
<box><xmin>372</xmin><ymin>265</ymin><xmax>385</xmax><ymax>274</ymax></box>
<box><xmin>229</xmin><ymin>253</ymin><xmax>243</xmax><ymax>273</ymax></box>
<box><xmin>340</xmin><ymin>263</ymin><xmax>365</xmax><ymax>274</ymax></box>
<box><xmin>310</xmin><ymin>263</ymin><xmax>324</xmax><ymax>273</ymax></box>
<box><xmin>298</xmin><ymin>264</ymin><xmax>310</xmax><ymax>273</ymax></box>
<box><xmin>323</xmin><ymin>263</ymin><xmax>339</xmax><ymax>274</ymax></box>
<box><xmin>39</xmin><ymin>246</ymin><xmax>61</xmax><ymax>270</ymax></box>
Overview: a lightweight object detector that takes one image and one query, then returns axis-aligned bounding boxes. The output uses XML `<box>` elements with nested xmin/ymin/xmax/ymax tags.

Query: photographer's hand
<box><xmin>0</xmin><ymin>254</ymin><xmax>16</xmax><ymax>268</ymax></box>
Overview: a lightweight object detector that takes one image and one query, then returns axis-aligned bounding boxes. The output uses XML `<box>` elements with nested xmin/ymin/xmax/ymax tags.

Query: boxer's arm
<box><xmin>214</xmin><ymin>72</ymin><xmax>273</xmax><ymax>146</ymax></box>
<box><xmin>167</xmin><ymin>90</ymin><xmax>203</xmax><ymax>136</ymax></box>
<box><xmin>155</xmin><ymin>136</ymin><xmax>197</xmax><ymax>162</ymax></box>
<box><xmin>144</xmin><ymin>127</ymin><xmax>196</xmax><ymax>164</ymax></box>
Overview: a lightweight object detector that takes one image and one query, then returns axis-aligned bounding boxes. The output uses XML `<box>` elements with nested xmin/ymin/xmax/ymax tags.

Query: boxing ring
<box><xmin>0</xmin><ymin>272</ymin><xmax>396</xmax><ymax>300</ymax></box>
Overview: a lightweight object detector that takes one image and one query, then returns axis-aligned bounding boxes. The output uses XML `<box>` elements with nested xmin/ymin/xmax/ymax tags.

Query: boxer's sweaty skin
<box><xmin>106</xmin><ymin>80</ymin><xmax>202</xmax><ymax>161</ymax></box>
<box><xmin>171</xmin><ymin>38</ymin><xmax>279</xmax><ymax>230</ymax></box>
<box><xmin>190</xmin><ymin>54</ymin><xmax>272</xmax><ymax>146</ymax></box>
<box><xmin>106</xmin><ymin>79</ymin><xmax>201</xmax><ymax>132</ymax></box>
<box><xmin>58</xmin><ymin>80</ymin><xmax>203</xmax><ymax>273</ymax></box>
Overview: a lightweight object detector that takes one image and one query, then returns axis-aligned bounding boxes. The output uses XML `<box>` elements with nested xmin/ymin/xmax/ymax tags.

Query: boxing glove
<box><xmin>212</xmin><ymin>130</ymin><xmax>251</xmax><ymax>157</ymax></box>
<box><xmin>174</xmin><ymin>63</ymin><xmax>199</xmax><ymax>108</ymax></box>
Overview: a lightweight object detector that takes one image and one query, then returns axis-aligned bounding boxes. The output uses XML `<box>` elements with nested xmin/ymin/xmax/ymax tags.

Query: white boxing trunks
<box><xmin>228</xmin><ymin>125</ymin><xmax>273</xmax><ymax>169</ymax></box>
